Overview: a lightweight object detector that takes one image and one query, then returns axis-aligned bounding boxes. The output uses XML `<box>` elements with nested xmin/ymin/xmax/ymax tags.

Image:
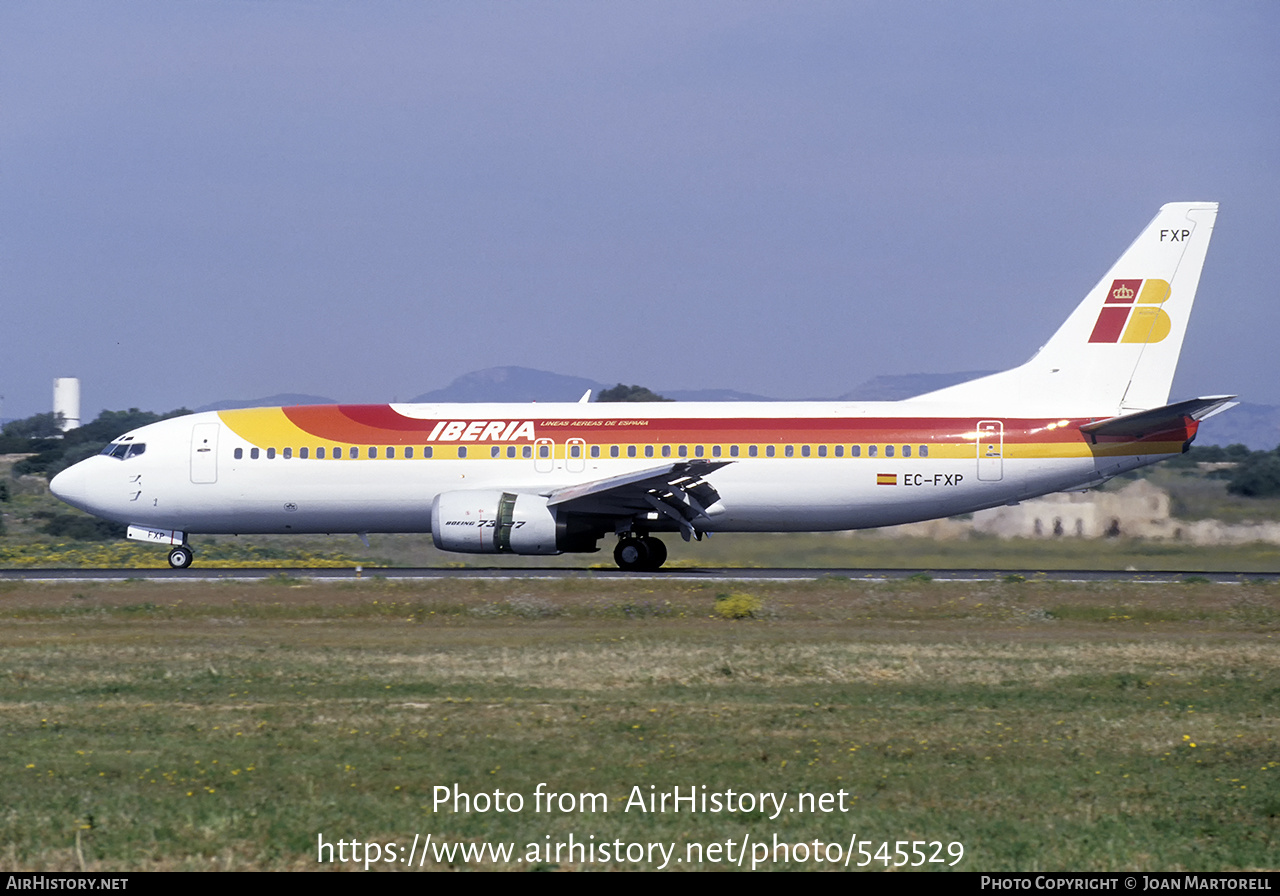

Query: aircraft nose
<box><xmin>50</xmin><ymin>461</ymin><xmax>91</xmax><ymax>507</ymax></box>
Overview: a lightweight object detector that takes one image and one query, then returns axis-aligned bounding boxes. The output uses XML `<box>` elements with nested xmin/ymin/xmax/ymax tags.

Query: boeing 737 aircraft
<box><xmin>51</xmin><ymin>202</ymin><xmax>1231</xmax><ymax>570</ymax></box>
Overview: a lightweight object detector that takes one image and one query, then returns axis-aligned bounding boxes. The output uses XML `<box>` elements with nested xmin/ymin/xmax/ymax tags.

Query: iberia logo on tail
<box><xmin>1088</xmin><ymin>279</ymin><xmax>1172</xmax><ymax>344</ymax></box>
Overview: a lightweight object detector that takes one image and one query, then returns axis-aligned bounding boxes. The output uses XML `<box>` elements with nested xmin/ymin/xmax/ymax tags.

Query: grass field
<box><xmin>2</xmin><ymin>576</ymin><xmax>1277</xmax><ymax>871</ymax></box>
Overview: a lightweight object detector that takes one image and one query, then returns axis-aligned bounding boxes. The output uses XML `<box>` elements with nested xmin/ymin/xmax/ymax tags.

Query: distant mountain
<box><xmin>663</xmin><ymin>388</ymin><xmax>776</xmax><ymax>402</ymax></box>
<box><xmin>839</xmin><ymin>372</ymin><xmax>996</xmax><ymax>401</ymax></box>
<box><xmin>1195</xmin><ymin>402</ymin><xmax>1280</xmax><ymax>451</ymax></box>
<box><xmin>410</xmin><ymin>367</ymin><xmax>604</xmax><ymax>403</ymax></box>
<box><xmin>409</xmin><ymin>368</ymin><xmax>1006</xmax><ymax>404</ymax></box>
<box><xmin>194</xmin><ymin>393</ymin><xmax>336</xmax><ymax>412</ymax></box>
<box><xmin>407</xmin><ymin>367</ymin><xmax>777</xmax><ymax>404</ymax></box>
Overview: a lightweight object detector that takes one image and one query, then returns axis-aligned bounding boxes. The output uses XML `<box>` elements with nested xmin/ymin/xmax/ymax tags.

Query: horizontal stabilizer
<box><xmin>1079</xmin><ymin>395</ymin><xmax>1237</xmax><ymax>440</ymax></box>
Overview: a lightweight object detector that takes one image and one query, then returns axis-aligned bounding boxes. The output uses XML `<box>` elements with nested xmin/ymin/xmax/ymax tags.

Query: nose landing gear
<box><xmin>613</xmin><ymin>534</ymin><xmax>667</xmax><ymax>571</ymax></box>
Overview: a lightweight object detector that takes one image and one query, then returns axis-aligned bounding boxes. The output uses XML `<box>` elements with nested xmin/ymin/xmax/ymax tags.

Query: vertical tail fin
<box><xmin>908</xmin><ymin>202</ymin><xmax>1219</xmax><ymax>414</ymax></box>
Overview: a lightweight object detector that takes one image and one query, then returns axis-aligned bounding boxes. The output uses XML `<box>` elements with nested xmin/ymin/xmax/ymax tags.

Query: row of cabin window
<box><xmin>235</xmin><ymin>446</ymin><xmax>432</xmax><ymax>460</ymax></box>
<box><xmin>233</xmin><ymin>443</ymin><xmax>931</xmax><ymax>460</ymax></box>
<box><xmin>586</xmin><ymin>444</ymin><xmax>929</xmax><ymax>459</ymax></box>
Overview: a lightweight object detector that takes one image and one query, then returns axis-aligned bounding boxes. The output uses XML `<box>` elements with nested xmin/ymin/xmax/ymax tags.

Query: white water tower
<box><xmin>53</xmin><ymin>377</ymin><xmax>81</xmax><ymax>432</ymax></box>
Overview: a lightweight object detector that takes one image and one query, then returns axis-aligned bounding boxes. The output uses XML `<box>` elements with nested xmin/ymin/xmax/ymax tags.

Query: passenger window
<box><xmin>317</xmin><ymin>447</ymin><xmax>326</xmax><ymax>459</ymax></box>
<box><xmin>627</xmin><ymin>446</ymin><xmax>636</xmax><ymax>458</ymax></box>
<box><xmin>387</xmin><ymin>447</ymin><xmax>395</xmax><ymax>459</ymax></box>
<box><xmin>523</xmin><ymin>445</ymin><xmax>532</xmax><ymax>458</ymax></box>
<box><xmin>785</xmin><ymin>445</ymin><xmax>794</xmax><ymax>458</ymax></box>
<box><xmin>868</xmin><ymin>445</ymin><xmax>877</xmax><ymax>458</ymax></box>
<box><xmin>507</xmin><ymin>446</ymin><xmax>516</xmax><ymax>458</ymax></box>
<box><xmin>903</xmin><ymin>445</ymin><xmax>911</xmax><ymax>458</ymax></box>
<box><xmin>300</xmin><ymin>447</ymin><xmax>309</xmax><ymax>459</ymax></box>
<box><xmin>729</xmin><ymin>445</ymin><xmax>739</xmax><ymax>457</ymax></box>
<box><xmin>766</xmin><ymin>446</ymin><xmax>775</xmax><ymax>457</ymax></box>
<box><xmin>695</xmin><ymin>445</ymin><xmax>704</xmax><ymax>457</ymax></box>
<box><xmin>678</xmin><ymin>445</ymin><xmax>688</xmax><ymax>458</ymax></box>
<box><xmin>852</xmin><ymin>445</ymin><xmax>861</xmax><ymax>457</ymax></box>
<box><xmin>610</xmin><ymin>446</ymin><xmax>619</xmax><ymax>458</ymax></box>
<box><xmin>406</xmin><ymin>447</ymin><xmax>414</xmax><ymax>458</ymax></box>
<box><xmin>538</xmin><ymin>444</ymin><xmax>550</xmax><ymax>459</ymax></box>
<box><xmin>234</xmin><ymin>447</ymin><xmax>243</xmax><ymax>460</ymax></box>
<box><xmin>570</xmin><ymin>444</ymin><xmax>580</xmax><ymax>458</ymax></box>
<box><xmin>834</xmin><ymin>445</ymin><xmax>843</xmax><ymax>457</ymax></box>
<box><xmin>283</xmin><ymin>447</ymin><xmax>292</xmax><ymax>459</ymax></box>
<box><xmin>250</xmin><ymin>448</ymin><xmax>260</xmax><ymax>460</ymax></box>
<box><xmin>712</xmin><ymin>445</ymin><xmax>721</xmax><ymax>457</ymax></box>
<box><xmin>458</xmin><ymin>447</ymin><xmax>467</xmax><ymax>458</ymax></box>
<box><xmin>659</xmin><ymin>445</ymin><xmax>668</xmax><ymax>458</ymax></box>
<box><xmin>648</xmin><ymin>445</ymin><xmax>657</xmax><ymax>458</ymax></box>
<box><xmin>333</xmin><ymin>447</ymin><xmax>342</xmax><ymax>459</ymax></box>
<box><xmin>590</xmin><ymin>446</ymin><xmax>600</xmax><ymax>458</ymax></box>
<box><xmin>368</xmin><ymin>447</ymin><xmax>377</xmax><ymax>459</ymax></box>
<box><xmin>491</xmin><ymin>446</ymin><xmax>500</xmax><ymax>458</ymax></box>
<box><xmin>266</xmin><ymin>448</ymin><xmax>276</xmax><ymax>459</ymax></box>
<box><xmin>920</xmin><ymin>445</ymin><xmax>928</xmax><ymax>458</ymax></box>
<box><xmin>424</xmin><ymin>447</ymin><xmax>433</xmax><ymax>458</ymax></box>
<box><xmin>885</xmin><ymin>445</ymin><xmax>894</xmax><ymax>457</ymax></box>
<box><xmin>818</xmin><ymin>445</ymin><xmax>827</xmax><ymax>457</ymax></box>
<box><xmin>748</xmin><ymin>446</ymin><xmax>757</xmax><ymax>457</ymax></box>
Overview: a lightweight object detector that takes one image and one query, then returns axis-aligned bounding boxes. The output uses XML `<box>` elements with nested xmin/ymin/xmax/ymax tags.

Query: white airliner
<box><xmin>52</xmin><ymin>202</ymin><xmax>1232</xmax><ymax>571</ymax></box>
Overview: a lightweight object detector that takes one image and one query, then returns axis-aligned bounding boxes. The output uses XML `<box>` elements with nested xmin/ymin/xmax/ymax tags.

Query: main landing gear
<box><xmin>167</xmin><ymin>545</ymin><xmax>194</xmax><ymax>569</ymax></box>
<box><xmin>613</xmin><ymin>534</ymin><xmax>667</xmax><ymax>572</ymax></box>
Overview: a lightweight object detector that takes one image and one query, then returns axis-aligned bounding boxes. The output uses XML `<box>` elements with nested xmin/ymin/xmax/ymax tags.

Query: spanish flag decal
<box><xmin>876</xmin><ymin>473</ymin><xmax>897</xmax><ymax>486</ymax></box>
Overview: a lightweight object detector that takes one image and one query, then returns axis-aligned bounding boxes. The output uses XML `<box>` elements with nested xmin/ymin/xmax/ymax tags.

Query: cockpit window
<box><xmin>100</xmin><ymin>442</ymin><xmax>145</xmax><ymax>460</ymax></box>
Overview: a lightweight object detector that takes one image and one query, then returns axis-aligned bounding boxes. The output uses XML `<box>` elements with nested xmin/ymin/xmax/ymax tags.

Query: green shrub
<box><xmin>38</xmin><ymin>512</ymin><xmax>122</xmax><ymax>542</ymax></box>
<box><xmin>1227</xmin><ymin>451</ymin><xmax>1280</xmax><ymax>497</ymax></box>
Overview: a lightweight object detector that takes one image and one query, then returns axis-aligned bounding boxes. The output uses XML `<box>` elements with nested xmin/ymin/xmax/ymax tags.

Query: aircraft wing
<box><xmin>546</xmin><ymin>459</ymin><xmax>731</xmax><ymax>541</ymax></box>
<box><xmin>1080</xmin><ymin>395</ymin><xmax>1238</xmax><ymax>441</ymax></box>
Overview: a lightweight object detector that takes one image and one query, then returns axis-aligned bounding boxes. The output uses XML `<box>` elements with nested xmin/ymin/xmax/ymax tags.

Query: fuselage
<box><xmin>50</xmin><ymin>399</ymin><xmax>1194</xmax><ymax>540</ymax></box>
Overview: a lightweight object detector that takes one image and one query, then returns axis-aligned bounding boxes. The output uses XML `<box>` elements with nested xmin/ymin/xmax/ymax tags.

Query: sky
<box><xmin>2</xmin><ymin>1</ymin><xmax>1277</xmax><ymax>422</ymax></box>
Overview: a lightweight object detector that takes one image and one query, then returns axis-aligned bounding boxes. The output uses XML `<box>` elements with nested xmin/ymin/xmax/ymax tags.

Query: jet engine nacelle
<box><xmin>430</xmin><ymin>490</ymin><xmax>598</xmax><ymax>555</ymax></box>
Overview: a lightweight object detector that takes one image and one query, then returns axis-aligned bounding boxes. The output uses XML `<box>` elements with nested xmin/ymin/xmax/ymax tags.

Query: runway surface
<box><xmin>1</xmin><ymin>566</ymin><xmax>1276</xmax><ymax>583</ymax></box>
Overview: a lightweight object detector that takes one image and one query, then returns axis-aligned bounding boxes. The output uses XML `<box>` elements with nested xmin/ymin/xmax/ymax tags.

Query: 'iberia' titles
<box><xmin>426</xmin><ymin>421</ymin><xmax>536</xmax><ymax>442</ymax></box>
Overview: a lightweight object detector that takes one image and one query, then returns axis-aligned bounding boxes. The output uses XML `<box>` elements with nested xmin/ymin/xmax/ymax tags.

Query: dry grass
<box><xmin>2</xmin><ymin>577</ymin><xmax>1278</xmax><ymax>870</ymax></box>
